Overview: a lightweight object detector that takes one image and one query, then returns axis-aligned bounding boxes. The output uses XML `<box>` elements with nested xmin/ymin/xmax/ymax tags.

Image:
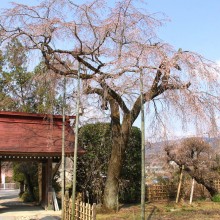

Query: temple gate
<box><xmin>0</xmin><ymin>111</ymin><xmax>83</xmax><ymax>209</ymax></box>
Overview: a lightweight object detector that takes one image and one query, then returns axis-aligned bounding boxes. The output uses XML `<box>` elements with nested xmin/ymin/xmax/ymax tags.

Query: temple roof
<box><xmin>0</xmin><ymin>111</ymin><xmax>84</xmax><ymax>159</ymax></box>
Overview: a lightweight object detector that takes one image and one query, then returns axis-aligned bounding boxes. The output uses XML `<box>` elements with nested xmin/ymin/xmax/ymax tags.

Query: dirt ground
<box><xmin>96</xmin><ymin>200</ymin><xmax>220</xmax><ymax>220</ymax></box>
<box><xmin>2</xmin><ymin>190</ymin><xmax>220</xmax><ymax>220</ymax></box>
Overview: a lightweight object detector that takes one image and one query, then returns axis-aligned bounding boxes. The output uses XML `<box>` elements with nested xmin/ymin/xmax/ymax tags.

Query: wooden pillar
<box><xmin>47</xmin><ymin>158</ymin><xmax>53</xmax><ymax>210</ymax></box>
<box><xmin>38</xmin><ymin>162</ymin><xmax>42</xmax><ymax>204</ymax></box>
<box><xmin>41</xmin><ymin>159</ymin><xmax>53</xmax><ymax>210</ymax></box>
<box><xmin>41</xmin><ymin>162</ymin><xmax>47</xmax><ymax>208</ymax></box>
<box><xmin>0</xmin><ymin>161</ymin><xmax>1</xmax><ymax>183</ymax></box>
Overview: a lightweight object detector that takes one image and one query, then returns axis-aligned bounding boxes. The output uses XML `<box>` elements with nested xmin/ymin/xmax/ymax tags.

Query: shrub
<box><xmin>21</xmin><ymin>191</ymin><xmax>34</xmax><ymax>202</ymax></box>
<box><xmin>5</xmin><ymin>176</ymin><xmax>13</xmax><ymax>183</ymax></box>
<box><xmin>211</xmin><ymin>194</ymin><xmax>220</xmax><ymax>202</ymax></box>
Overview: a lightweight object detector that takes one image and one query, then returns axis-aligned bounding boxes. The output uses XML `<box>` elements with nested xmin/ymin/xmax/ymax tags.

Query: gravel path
<box><xmin>0</xmin><ymin>189</ymin><xmax>61</xmax><ymax>220</ymax></box>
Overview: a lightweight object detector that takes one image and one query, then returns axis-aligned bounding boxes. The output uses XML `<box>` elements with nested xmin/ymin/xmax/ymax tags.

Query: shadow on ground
<box><xmin>0</xmin><ymin>189</ymin><xmax>61</xmax><ymax>220</ymax></box>
<box><xmin>0</xmin><ymin>195</ymin><xmax>18</xmax><ymax>200</ymax></box>
<box><xmin>0</xmin><ymin>204</ymin><xmax>43</xmax><ymax>214</ymax></box>
<box><xmin>147</xmin><ymin>206</ymin><xmax>157</xmax><ymax>220</ymax></box>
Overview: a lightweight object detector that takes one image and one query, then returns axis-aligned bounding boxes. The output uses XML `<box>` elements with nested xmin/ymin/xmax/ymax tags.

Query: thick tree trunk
<box><xmin>185</xmin><ymin>168</ymin><xmax>218</xmax><ymax>197</ymax></box>
<box><xmin>103</xmin><ymin>140</ymin><xmax>125</xmax><ymax>210</ymax></box>
<box><xmin>103</xmin><ymin>122</ymin><xmax>129</xmax><ymax>209</ymax></box>
<box><xmin>103</xmin><ymin>100</ymin><xmax>131</xmax><ymax>210</ymax></box>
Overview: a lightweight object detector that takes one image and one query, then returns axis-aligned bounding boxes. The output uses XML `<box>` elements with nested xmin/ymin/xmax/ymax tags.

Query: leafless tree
<box><xmin>0</xmin><ymin>0</ymin><xmax>219</xmax><ymax>209</ymax></box>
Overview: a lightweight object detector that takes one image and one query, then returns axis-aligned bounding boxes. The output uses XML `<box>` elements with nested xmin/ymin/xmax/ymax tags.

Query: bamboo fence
<box><xmin>64</xmin><ymin>197</ymin><xmax>96</xmax><ymax>220</ymax></box>
<box><xmin>213</xmin><ymin>180</ymin><xmax>220</xmax><ymax>192</ymax></box>
<box><xmin>147</xmin><ymin>184</ymin><xmax>176</xmax><ymax>201</ymax></box>
<box><xmin>0</xmin><ymin>183</ymin><xmax>19</xmax><ymax>189</ymax></box>
<box><xmin>147</xmin><ymin>180</ymin><xmax>220</xmax><ymax>201</ymax></box>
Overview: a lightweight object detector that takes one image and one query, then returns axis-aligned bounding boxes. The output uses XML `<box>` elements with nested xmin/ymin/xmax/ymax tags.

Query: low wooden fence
<box><xmin>213</xmin><ymin>180</ymin><xmax>220</xmax><ymax>192</ymax></box>
<box><xmin>147</xmin><ymin>180</ymin><xmax>220</xmax><ymax>202</ymax></box>
<box><xmin>64</xmin><ymin>198</ymin><xmax>96</xmax><ymax>220</ymax></box>
<box><xmin>0</xmin><ymin>183</ymin><xmax>19</xmax><ymax>189</ymax></box>
<box><xmin>147</xmin><ymin>184</ymin><xmax>176</xmax><ymax>201</ymax></box>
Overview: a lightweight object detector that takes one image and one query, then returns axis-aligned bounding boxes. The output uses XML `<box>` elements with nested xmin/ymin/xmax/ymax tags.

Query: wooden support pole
<box><xmin>176</xmin><ymin>165</ymin><xmax>184</xmax><ymax>203</ymax></box>
<box><xmin>189</xmin><ymin>178</ymin><xmax>195</xmax><ymax>205</ymax></box>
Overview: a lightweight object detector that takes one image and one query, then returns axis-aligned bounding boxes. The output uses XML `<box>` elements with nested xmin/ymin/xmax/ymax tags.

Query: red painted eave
<box><xmin>0</xmin><ymin>111</ymin><xmax>75</xmax><ymax>120</ymax></box>
<box><xmin>0</xmin><ymin>111</ymin><xmax>80</xmax><ymax>157</ymax></box>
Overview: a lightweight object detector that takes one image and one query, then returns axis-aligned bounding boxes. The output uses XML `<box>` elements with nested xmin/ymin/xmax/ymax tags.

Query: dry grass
<box><xmin>96</xmin><ymin>200</ymin><xmax>220</xmax><ymax>220</ymax></box>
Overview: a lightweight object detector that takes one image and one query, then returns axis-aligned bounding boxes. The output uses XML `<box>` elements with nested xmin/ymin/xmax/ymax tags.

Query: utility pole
<box><xmin>140</xmin><ymin>69</ymin><xmax>146</xmax><ymax>220</ymax></box>
<box><xmin>61</xmin><ymin>75</ymin><xmax>66</xmax><ymax>220</ymax></box>
<box><xmin>72</xmin><ymin>62</ymin><xmax>81</xmax><ymax>219</ymax></box>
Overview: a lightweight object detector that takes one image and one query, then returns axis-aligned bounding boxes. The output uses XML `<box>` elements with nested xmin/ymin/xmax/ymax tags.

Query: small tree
<box><xmin>166</xmin><ymin>137</ymin><xmax>219</xmax><ymax>196</ymax></box>
<box><xmin>0</xmin><ymin>39</ymin><xmax>64</xmax><ymax>202</ymax></box>
<box><xmin>0</xmin><ymin>39</ymin><xmax>63</xmax><ymax>114</ymax></box>
<box><xmin>13</xmin><ymin>162</ymin><xmax>38</xmax><ymax>201</ymax></box>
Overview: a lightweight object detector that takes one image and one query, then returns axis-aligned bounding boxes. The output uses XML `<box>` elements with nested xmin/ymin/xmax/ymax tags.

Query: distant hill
<box><xmin>145</xmin><ymin>137</ymin><xmax>220</xmax><ymax>163</ymax></box>
<box><xmin>147</xmin><ymin>137</ymin><xmax>220</xmax><ymax>153</ymax></box>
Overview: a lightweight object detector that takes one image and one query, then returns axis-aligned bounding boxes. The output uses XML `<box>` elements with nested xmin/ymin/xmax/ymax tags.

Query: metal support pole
<box><xmin>140</xmin><ymin>70</ymin><xmax>146</xmax><ymax>220</ymax></box>
<box><xmin>61</xmin><ymin>75</ymin><xmax>66</xmax><ymax>220</ymax></box>
<box><xmin>72</xmin><ymin>62</ymin><xmax>81</xmax><ymax>219</ymax></box>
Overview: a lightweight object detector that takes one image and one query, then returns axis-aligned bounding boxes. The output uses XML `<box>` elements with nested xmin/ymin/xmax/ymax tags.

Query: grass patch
<box><xmin>212</xmin><ymin>194</ymin><xmax>220</xmax><ymax>202</ymax></box>
<box><xmin>96</xmin><ymin>200</ymin><xmax>220</xmax><ymax>220</ymax></box>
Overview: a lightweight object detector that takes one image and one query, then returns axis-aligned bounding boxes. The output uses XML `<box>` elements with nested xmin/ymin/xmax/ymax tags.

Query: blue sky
<box><xmin>147</xmin><ymin>0</ymin><xmax>220</xmax><ymax>62</ymax></box>
<box><xmin>1</xmin><ymin>0</ymin><xmax>219</xmax><ymax>139</ymax></box>
<box><xmin>2</xmin><ymin>0</ymin><xmax>219</xmax><ymax>61</ymax></box>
